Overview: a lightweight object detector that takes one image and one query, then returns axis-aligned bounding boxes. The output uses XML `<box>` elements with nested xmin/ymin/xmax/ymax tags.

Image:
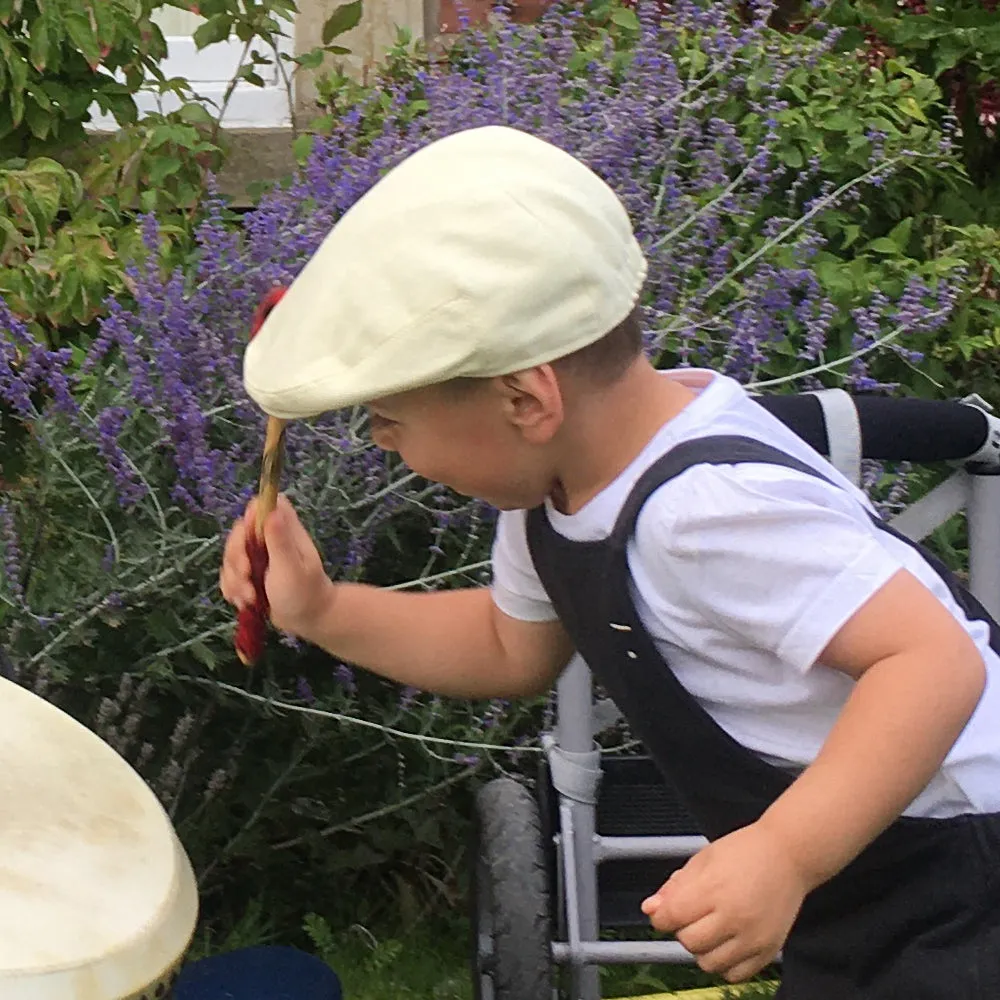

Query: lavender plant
<box><xmin>0</xmin><ymin>0</ymin><xmax>978</xmax><ymax>932</ymax></box>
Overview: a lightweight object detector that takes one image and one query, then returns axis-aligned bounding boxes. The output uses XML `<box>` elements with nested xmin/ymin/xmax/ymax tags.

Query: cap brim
<box><xmin>242</xmin><ymin>289</ymin><xmax>473</xmax><ymax>419</ymax></box>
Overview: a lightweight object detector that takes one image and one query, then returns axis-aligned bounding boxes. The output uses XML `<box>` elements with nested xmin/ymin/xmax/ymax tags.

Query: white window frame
<box><xmin>87</xmin><ymin>14</ymin><xmax>294</xmax><ymax>131</ymax></box>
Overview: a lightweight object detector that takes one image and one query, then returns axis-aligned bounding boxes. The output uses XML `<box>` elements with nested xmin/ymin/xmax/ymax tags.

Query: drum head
<box><xmin>0</xmin><ymin>677</ymin><xmax>198</xmax><ymax>999</ymax></box>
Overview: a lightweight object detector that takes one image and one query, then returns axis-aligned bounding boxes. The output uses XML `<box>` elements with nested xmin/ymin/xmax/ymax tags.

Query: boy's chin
<box><xmin>445</xmin><ymin>481</ymin><xmax>549</xmax><ymax>511</ymax></box>
<box><xmin>487</xmin><ymin>492</ymin><xmax>550</xmax><ymax>512</ymax></box>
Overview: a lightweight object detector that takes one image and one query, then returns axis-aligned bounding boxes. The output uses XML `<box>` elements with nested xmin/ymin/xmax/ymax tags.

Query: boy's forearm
<box><xmin>300</xmin><ymin>581</ymin><xmax>556</xmax><ymax>698</ymax></box>
<box><xmin>758</xmin><ymin>646</ymin><xmax>986</xmax><ymax>892</ymax></box>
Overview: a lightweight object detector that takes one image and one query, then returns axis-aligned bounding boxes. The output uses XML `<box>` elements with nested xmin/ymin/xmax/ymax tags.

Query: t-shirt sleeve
<box><xmin>490</xmin><ymin>510</ymin><xmax>560</xmax><ymax>622</ymax></box>
<box><xmin>637</xmin><ymin>465</ymin><xmax>905</xmax><ymax>673</ymax></box>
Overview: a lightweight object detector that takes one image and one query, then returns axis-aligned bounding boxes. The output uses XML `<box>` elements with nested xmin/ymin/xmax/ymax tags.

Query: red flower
<box><xmin>977</xmin><ymin>80</ymin><xmax>1000</xmax><ymax>138</ymax></box>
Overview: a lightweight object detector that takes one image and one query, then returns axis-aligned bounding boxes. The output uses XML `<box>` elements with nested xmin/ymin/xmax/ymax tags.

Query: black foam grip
<box><xmin>756</xmin><ymin>394</ymin><xmax>988</xmax><ymax>463</ymax></box>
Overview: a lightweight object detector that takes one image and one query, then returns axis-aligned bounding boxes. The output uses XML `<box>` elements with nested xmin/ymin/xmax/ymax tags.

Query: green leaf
<box><xmin>824</xmin><ymin>112</ymin><xmax>854</xmax><ymax>131</ymax></box>
<box><xmin>932</xmin><ymin>36</ymin><xmax>971</xmax><ymax>76</ymax></box>
<box><xmin>778</xmin><ymin>145</ymin><xmax>803</xmax><ymax>169</ymax></box>
<box><xmin>193</xmin><ymin>13</ymin><xmax>233</xmax><ymax>49</ymax></box>
<box><xmin>815</xmin><ymin>257</ymin><xmax>855</xmax><ymax>296</ymax></box>
<box><xmin>29</xmin><ymin>17</ymin><xmax>51</xmax><ymax>71</ymax></box>
<box><xmin>898</xmin><ymin>97</ymin><xmax>927</xmax><ymax>123</ymax></box>
<box><xmin>0</xmin><ymin>215</ymin><xmax>21</xmax><ymax>253</ymax></box>
<box><xmin>25</xmin><ymin>82</ymin><xmax>52</xmax><ymax>112</ymax></box>
<box><xmin>24</xmin><ymin>99</ymin><xmax>50</xmax><ymax>140</ymax></box>
<box><xmin>178</xmin><ymin>102</ymin><xmax>217</xmax><ymax>126</ymax></box>
<box><xmin>89</xmin><ymin>0</ymin><xmax>117</xmax><ymax>49</ymax></box>
<box><xmin>2</xmin><ymin>34</ymin><xmax>27</xmax><ymax>93</ymax></box>
<box><xmin>236</xmin><ymin>66</ymin><xmax>265</xmax><ymax>87</ymax></box>
<box><xmin>292</xmin><ymin>132</ymin><xmax>314</xmax><ymax>164</ymax></box>
<box><xmin>104</xmin><ymin>93</ymin><xmax>138</xmax><ymax>126</ymax></box>
<box><xmin>869</xmin><ymin>237</ymin><xmax>901</xmax><ymax>255</ymax></box>
<box><xmin>888</xmin><ymin>217</ymin><xmax>913</xmax><ymax>251</ymax></box>
<box><xmin>9</xmin><ymin>84</ymin><xmax>24</xmax><ymax>128</ymax></box>
<box><xmin>65</xmin><ymin>11</ymin><xmax>102</xmax><ymax>68</ymax></box>
<box><xmin>610</xmin><ymin>7</ymin><xmax>640</xmax><ymax>30</ymax></box>
<box><xmin>293</xmin><ymin>49</ymin><xmax>325</xmax><ymax>70</ymax></box>
<box><xmin>190</xmin><ymin>641</ymin><xmax>217</xmax><ymax>671</ymax></box>
<box><xmin>842</xmin><ymin>225</ymin><xmax>862</xmax><ymax>249</ymax></box>
<box><xmin>52</xmin><ymin>267</ymin><xmax>81</xmax><ymax>318</ymax></box>
<box><xmin>0</xmin><ymin>100</ymin><xmax>15</xmax><ymax>140</ymax></box>
<box><xmin>977</xmin><ymin>24</ymin><xmax>1000</xmax><ymax>54</ymax></box>
<box><xmin>147</xmin><ymin>155</ymin><xmax>183</xmax><ymax>186</ymax></box>
<box><xmin>326</xmin><ymin>45</ymin><xmax>351</xmax><ymax>55</ymax></box>
<box><xmin>322</xmin><ymin>0</ymin><xmax>363</xmax><ymax>44</ymax></box>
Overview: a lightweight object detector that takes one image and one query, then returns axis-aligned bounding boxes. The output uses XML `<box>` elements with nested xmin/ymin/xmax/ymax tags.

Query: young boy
<box><xmin>220</xmin><ymin>126</ymin><xmax>1000</xmax><ymax>998</ymax></box>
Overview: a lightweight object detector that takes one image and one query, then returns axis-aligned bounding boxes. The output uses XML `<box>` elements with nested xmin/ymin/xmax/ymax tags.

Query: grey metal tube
<box><xmin>593</xmin><ymin>835</ymin><xmax>708</xmax><ymax>862</ymax></box>
<box><xmin>553</xmin><ymin>940</ymin><xmax>696</xmax><ymax>964</ymax></box>
<box><xmin>969</xmin><ymin>475</ymin><xmax>1000</xmax><ymax>622</ymax></box>
<box><xmin>555</xmin><ymin>657</ymin><xmax>603</xmax><ymax>1000</ymax></box>
<box><xmin>559</xmin><ymin>801</ymin><xmax>582</xmax><ymax>956</ymax></box>
<box><xmin>889</xmin><ymin>472</ymin><xmax>968</xmax><ymax>542</ymax></box>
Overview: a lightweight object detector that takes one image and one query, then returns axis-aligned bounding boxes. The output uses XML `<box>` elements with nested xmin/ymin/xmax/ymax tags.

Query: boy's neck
<box><xmin>549</xmin><ymin>360</ymin><xmax>696</xmax><ymax>516</ymax></box>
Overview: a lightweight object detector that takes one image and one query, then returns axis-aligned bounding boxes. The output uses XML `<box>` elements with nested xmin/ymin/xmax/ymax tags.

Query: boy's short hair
<box><xmin>445</xmin><ymin>305</ymin><xmax>644</xmax><ymax>396</ymax></box>
<box><xmin>550</xmin><ymin>304</ymin><xmax>644</xmax><ymax>387</ymax></box>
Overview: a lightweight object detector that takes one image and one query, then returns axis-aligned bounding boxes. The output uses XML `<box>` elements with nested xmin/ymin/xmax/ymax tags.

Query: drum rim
<box><xmin>1</xmin><ymin>679</ymin><xmax>200</xmax><ymax>997</ymax></box>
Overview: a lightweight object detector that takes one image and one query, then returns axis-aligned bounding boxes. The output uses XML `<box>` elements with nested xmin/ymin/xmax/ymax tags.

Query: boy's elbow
<box><xmin>489</xmin><ymin>600</ymin><xmax>574</xmax><ymax>699</ymax></box>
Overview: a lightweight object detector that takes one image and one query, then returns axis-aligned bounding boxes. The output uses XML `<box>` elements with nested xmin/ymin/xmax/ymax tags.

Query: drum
<box><xmin>0</xmin><ymin>676</ymin><xmax>199</xmax><ymax>999</ymax></box>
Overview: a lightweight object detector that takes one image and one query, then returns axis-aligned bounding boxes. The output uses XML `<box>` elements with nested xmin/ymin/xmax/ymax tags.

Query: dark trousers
<box><xmin>778</xmin><ymin>813</ymin><xmax>1000</xmax><ymax>999</ymax></box>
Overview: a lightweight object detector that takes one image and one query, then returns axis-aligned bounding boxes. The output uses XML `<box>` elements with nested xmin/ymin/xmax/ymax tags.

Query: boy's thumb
<box><xmin>262</xmin><ymin>496</ymin><xmax>301</xmax><ymax>556</ymax></box>
<box><xmin>261</xmin><ymin>502</ymin><xmax>289</xmax><ymax>550</ymax></box>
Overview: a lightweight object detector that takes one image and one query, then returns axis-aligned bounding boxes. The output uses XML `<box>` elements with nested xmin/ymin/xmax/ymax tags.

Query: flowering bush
<box><xmin>0</xmin><ymin>0</ymin><xmax>989</xmax><ymax>939</ymax></box>
<box><xmin>819</xmin><ymin>0</ymin><xmax>1000</xmax><ymax>198</ymax></box>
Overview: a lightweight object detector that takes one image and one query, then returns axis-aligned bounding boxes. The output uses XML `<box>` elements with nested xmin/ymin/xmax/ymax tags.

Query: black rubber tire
<box><xmin>471</xmin><ymin>777</ymin><xmax>553</xmax><ymax>1000</ymax></box>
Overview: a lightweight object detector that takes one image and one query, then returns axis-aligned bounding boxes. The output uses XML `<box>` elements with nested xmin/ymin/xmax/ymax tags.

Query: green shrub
<box><xmin>776</xmin><ymin>0</ymin><xmax>1000</xmax><ymax>200</ymax></box>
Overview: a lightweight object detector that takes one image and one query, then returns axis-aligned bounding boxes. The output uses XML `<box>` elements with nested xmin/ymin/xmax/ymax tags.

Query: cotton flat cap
<box><xmin>242</xmin><ymin>125</ymin><xmax>648</xmax><ymax>419</ymax></box>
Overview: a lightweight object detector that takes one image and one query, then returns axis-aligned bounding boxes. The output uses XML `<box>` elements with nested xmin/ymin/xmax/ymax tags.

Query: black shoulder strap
<box><xmin>608</xmin><ymin>434</ymin><xmax>1000</xmax><ymax>649</ymax></box>
<box><xmin>610</xmin><ymin>434</ymin><xmax>830</xmax><ymax>542</ymax></box>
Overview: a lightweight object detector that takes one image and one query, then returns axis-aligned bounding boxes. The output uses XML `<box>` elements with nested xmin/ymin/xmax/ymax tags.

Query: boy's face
<box><xmin>367</xmin><ymin>371</ymin><xmax>564</xmax><ymax>510</ymax></box>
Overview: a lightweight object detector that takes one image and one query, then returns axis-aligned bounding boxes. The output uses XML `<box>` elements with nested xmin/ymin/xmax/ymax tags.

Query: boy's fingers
<box><xmin>267</xmin><ymin>495</ymin><xmax>313</xmax><ymax>564</ymax></box>
<box><xmin>641</xmin><ymin>869</ymin><xmax>682</xmax><ymax>916</ymax></box>
<box><xmin>220</xmin><ymin>519</ymin><xmax>255</xmax><ymax>608</ymax></box>
<box><xmin>222</xmin><ymin>521</ymin><xmax>249</xmax><ymax>573</ymax></box>
<box><xmin>674</xmin><ymin>912</ymin><xmax>732</xmax><ymax>957</ymax></box>
<box><xmin>242</xmin><ymin>496</ymin><xmax>263</xmax><ymax>539</ymax></box>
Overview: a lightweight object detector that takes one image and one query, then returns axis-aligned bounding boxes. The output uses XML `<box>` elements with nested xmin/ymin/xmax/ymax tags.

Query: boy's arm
<box><xmin>757</xmin><ymin>566</ymin><xmax>986</xmax><ymax>888</ymax></box>
<box><xmin>221</xmin><ymin>496</ymin><xmax>572</xmax><ymax>699</ymax></box>
<box><xmin>643</xmin><ymin>568</ymin><xmax>986</xmax><ymax>983</ymax></box>
<box><xmin>301</xmin><ymin>583</ymin><xmax>574</xmax><ymax>699</ymax></box>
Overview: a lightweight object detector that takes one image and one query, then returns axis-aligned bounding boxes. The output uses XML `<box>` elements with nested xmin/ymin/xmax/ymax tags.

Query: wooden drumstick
<box><xmin>235</xmin><ymin>287</ymin><xmax>289</xmax><ymax>667</ymax></box>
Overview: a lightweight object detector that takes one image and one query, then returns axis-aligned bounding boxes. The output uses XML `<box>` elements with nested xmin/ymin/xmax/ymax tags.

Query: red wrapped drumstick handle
<box><xmin>235</xmin><ymin>287</ymin><xmax>288</xmax><ymax>667</ymax></box>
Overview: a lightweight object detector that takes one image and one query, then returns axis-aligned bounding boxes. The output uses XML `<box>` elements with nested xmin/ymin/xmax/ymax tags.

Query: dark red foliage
<box><xmin>235</xmin><ymin>529</ymin><xmax>270</xmax><ymax>665</ymax></box>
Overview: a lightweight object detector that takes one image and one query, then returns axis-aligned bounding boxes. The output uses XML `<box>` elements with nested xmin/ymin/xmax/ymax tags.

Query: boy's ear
<box><xmin>495</xmin><ymin>366</ymin><xmax>564</xmax><ymax>444</ymax></box>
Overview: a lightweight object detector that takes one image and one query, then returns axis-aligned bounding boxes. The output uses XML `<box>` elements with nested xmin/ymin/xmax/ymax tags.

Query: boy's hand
<box><xmin>641</xmin><ymin>822</ymin><xmax>806</xmax><ymax>983</ymax></box>
<box><xmin>220</xmin><ymin>494</ymin><xmax>333</xmax><ymax>640</ymax></box>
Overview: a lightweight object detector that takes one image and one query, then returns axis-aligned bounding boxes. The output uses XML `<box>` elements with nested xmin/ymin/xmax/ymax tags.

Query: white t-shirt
<box><xmin>491</xmin><ymin>369</ymin><xmax>1000</xmax><ymax>819</ymax></box>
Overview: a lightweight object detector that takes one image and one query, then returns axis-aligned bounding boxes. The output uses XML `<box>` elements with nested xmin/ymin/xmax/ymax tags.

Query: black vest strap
<box><xmin>607</xmin><ymin>434</ymin><xmax>1000</xmax><ymax>651</ymax></box>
